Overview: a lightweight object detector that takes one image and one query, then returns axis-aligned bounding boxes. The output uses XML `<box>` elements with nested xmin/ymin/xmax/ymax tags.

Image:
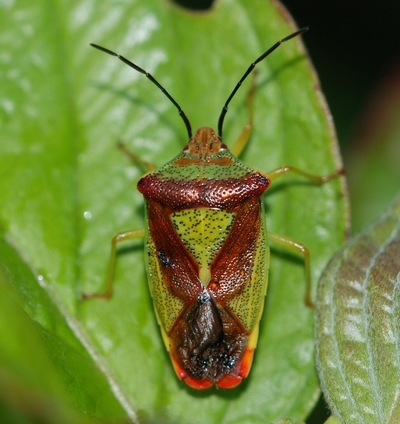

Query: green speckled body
<box><xmin>137</xmin><ymin>127</ymin><xmax>270</xmax><ymax>389</ymax></box>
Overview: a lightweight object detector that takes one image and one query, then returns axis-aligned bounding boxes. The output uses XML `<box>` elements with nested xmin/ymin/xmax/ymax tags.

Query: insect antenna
<box><xmin>90</xmin><ymin>43</ymin><xmax>193</xmax><ymax>139</ymax></box>
<box><xmin>217</xmin><ymin>27</ymin><xmax>309</xmax><ymax>139</ymax></box>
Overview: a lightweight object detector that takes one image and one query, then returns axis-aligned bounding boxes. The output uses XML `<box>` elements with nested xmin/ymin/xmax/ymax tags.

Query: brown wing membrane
<box><xmin>170</xmin><ymin>291</ymin><xmax>248</xmax><ymax>381</ymax></box>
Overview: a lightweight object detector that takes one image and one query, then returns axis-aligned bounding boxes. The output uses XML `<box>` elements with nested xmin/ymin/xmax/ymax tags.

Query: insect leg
<box><xmin>82</xmin><ymin>228</ymin><xmax>145</xmax><ymax>300</ymax></box>
<box><xmin>267</xmin><ymin>232</ymin><xmax>314</xmax><ymax>308</ymax></box>
<box><xmin>229</xmin><ymin>73</ymin><xmax>258</xmax><ymax>157</ymax></box>
<box><xmin>264</xmin><ymin>166</ymin><xmax>343</xmax><ymax>307</ymax></box>
<box><xmin>117</xmin><ymin>141</ymin><xmax>157</xmax><ymax>172</ymax></box>
<box><xmin>264</xmin><ymin>165</ymin><xmax>344</xmax><ymax>183</ymax></box>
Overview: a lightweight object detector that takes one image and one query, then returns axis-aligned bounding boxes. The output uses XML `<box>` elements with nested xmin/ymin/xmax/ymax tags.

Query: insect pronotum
<box><xmin>87</xmin><ymin>27</ymin><xmax>343</xmax><ymax>390</ymax></box>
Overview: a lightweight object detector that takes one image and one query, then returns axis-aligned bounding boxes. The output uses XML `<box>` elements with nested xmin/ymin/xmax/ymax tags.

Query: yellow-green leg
<box><xmin>81</xmin><ymin>140</ymin><xmax>151</xmax><ymax>301</ymax></box>
<box><xmin>230</xmin><ymin>73</ymin><xmax>258</xmax><ymax>157</ymax></box>
<box><xmin>82</xmin><ymin>228</ymin><xmax>145</xmax><ymax>300</ymax></box>
<box><xmin>264</xmin><ymin>164</ymin><xmax>344</xmax><ymax>183</ymax></box>
<box><xmin>267</xmin><ymin>232</ymin><xmax>313</xmax><ymax>308</ymax></box>
<box><xmin>229</xmin><ymin>71</ymin><xmax>343</xmax><ymax>308</ymax></box>
<box><xmin>117</xmin><ymin>141</ymin><xmax>156</xmax><ymax>172</ymax></box>
<box><xmin>265</xmin><ymin>164</ymin><xmax>344</xmax><ymax>308</ymax></box>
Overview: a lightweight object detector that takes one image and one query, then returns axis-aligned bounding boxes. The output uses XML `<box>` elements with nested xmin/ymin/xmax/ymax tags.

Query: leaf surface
<box><xmin>0</xmin><ymin>0</ymin><xmax>348</xmax><ymax>422</ymax></box>
<box><xmin>316</xmin><ymin>193</ymin><xmax>400</xmax><ymax>424</ymax></box>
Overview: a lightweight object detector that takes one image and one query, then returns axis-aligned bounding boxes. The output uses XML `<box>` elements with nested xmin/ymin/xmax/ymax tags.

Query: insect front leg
<box><xmin>117</xmin><ymin>141</ymin><xmax>156</xmax><ymax>172</ymax></box>
<box><xmin>82</xmin><ymin>228</ymin><xmax>145</xmax><ymax>300</ymax></box>
<box><xmin>265</xmin><ymin>165</ymin><xmax>344</xmax><ymax>184</ymax></box>
<box><xmin>267</xmin><ymin>232</ymin><xmax>313</xmax><ymax>308</ymax></box>
<box><xmin>229</xmin><ymin>73</ymin><xmax>258</xmax><ymax>158</ymax></box>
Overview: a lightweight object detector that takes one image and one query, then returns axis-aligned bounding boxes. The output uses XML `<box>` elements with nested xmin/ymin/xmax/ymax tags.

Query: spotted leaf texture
<box><xmin>316</xmin><ymin>193</ymin><xmax>400</xmax><ymax>424</ymax></box>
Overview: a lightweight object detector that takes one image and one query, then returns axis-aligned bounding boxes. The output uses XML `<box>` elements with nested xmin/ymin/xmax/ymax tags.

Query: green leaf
<box><xmin>267</xmin><ymin>417</ymin><xmax>341</xmax><ymax>424</ymax></box>
<box><xmin>0</xmin><ymin>0</ymin><xmax>348</xmax><ymax>422</ymax></box>
<box><xmin>315</xmin><ymin>193</ymin><xmax>400</xmax><ymax>424</ymax></box>
<box><xmin>0</xmin><ymin>238</ymin><xmax>127</xmax><ymax>423</ymax></box>
<box><xmin>324</xmin><ymin>418</ymin><xmax>343</xmax><ymax>424</ymax></box>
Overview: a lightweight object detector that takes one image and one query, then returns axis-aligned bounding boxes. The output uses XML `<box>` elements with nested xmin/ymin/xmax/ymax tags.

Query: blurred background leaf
<box><xmin>279</xmin><ymin>0</ymin><xmax>400</xmax><ymax>231</ymax></box>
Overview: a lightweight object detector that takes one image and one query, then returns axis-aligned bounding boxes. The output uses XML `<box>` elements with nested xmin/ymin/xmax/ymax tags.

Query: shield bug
<box><xmin>87</xmin><ymin>27</ymin><xmax>343</xmax><ymax>390</ymax></box>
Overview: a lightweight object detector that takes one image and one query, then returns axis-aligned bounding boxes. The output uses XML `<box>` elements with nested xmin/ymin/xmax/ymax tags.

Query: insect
<box><xmin>87</xmin><ymin>27</ymin><xmax>342</xmax><ymax>390</ymax></box>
